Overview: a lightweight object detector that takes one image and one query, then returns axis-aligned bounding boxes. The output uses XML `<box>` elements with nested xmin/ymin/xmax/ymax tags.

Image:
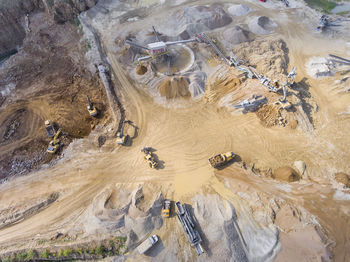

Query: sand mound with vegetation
<box><xmin>335</xmin><ymin>172</ymin><xmax>350</xmax><ymax>187</ymax></box>
<box><xmin>158</xmin><ymin>77</ymin><xmax>190</xmax><ymax>99</ymax></box>
<box><xmin>273</xmin><ymin>166</ymin><xmax>300</xmax><ymax>182</ymax></box>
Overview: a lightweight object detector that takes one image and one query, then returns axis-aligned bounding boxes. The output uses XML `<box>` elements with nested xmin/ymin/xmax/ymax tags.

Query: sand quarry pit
<box><xmin>1</xmin><ymin>0</ymin><xmax>350</xmax><ymax>262</ymax></box>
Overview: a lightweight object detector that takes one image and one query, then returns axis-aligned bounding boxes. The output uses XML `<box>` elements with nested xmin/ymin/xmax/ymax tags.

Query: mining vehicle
<box><xmin>208</xmin><ymin>152</ymin><xmax>235</xmax><ymax>168</ymax></box>
<box><xmin>86</xmin><ymin>95</ymin><xmax>98</xmax><ymax>117</ymax></box>
<box><xmin>116</xmin><ymin>120</ymin><xmax>130</xmax><ymax>145</ymax></box>
<box><xmin>141</xmin><ymin>147</ymin><xmax>158</xmax><ymax>168</ymax></box>
<box><xmin>45</xmin><ymin>120</ymin><xmax>56</xmax><ymax>138</ymax></box>
<box><xmin>137</xmin><ymin>235</ymin><xmax>159</xmax><ymax>254</ymax></box>
<box><xmin>162</xmin><ymin>199</ymin><xmax>171</xmax><ymax>218</ymax></box>
<box><xmin>47</xmin><ymin>129</ymin><xmax>61</xmax><ymax>154</ymax></box>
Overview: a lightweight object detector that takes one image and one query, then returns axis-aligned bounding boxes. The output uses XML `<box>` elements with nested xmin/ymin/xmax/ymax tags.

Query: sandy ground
<box><xmin>0</xmin><ymin>0</ymin><xmax>350</xmax><ymax>261</ymax></box>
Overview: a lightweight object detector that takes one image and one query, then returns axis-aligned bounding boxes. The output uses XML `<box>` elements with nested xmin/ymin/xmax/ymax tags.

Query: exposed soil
<box><xmin>0</xmin><ymin>11</ymin><xmax>109</xmax><ymax>180</ymax></box>
<box><xmin>158</xmin><ymin>77</ymin><xmax>190</xmax><ymax>99</ymax></box>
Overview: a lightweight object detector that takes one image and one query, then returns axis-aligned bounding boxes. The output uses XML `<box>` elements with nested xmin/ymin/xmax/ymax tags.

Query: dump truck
<box><xmin>45</xmin><ymin>120</ymin><xmax>56</xmax><ymax>138</ymax></box>
<box><xmin>208</xmin><ymin>152</ymin><xmax>235</xmax><ymax>168</ymax></box>
<box><xmin>137</xmin><ymin>235</ymin><xmax>159</xmax><ymax>254</ymax></box>
<box><xmin>162</xmin><ymin>199</ymin><xmax>171</xmax><ymax>218</ymax></box>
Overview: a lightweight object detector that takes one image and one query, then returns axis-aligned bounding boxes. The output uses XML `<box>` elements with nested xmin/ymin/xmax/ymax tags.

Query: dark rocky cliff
<box><xmin>0</xmin><ymin>0</ymin><xmax>97</xmax><ymax>56</ymax></box>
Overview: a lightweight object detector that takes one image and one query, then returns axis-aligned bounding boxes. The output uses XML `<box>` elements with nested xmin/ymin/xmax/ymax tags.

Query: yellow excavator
<box><xmin>116</xmin><ymin>120</ymin><xmax>130</xmax><ymax>145</ymax></box>
<box><xmin>47</xmin><ymin>129</ymin><xmax>61</xmax><ymax>154</ymax></box>
<box><xmin>86</xmin><ymin>95</ymin><xmax>98</xmax><ymax>117</ymax></box>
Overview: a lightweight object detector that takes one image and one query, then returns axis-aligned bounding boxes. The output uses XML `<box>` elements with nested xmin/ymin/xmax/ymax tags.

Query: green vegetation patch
<box><xmin>304</xmin><ymin>0</ymin><xmax>337</xmax><ymax>13</ymax></box>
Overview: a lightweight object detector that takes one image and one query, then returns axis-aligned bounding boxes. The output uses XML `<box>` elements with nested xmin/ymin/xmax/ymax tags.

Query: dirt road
<box><xmin>0</xmin><ymin>0</ymin><xmax>350</xmax><ymax>260</ymax></box>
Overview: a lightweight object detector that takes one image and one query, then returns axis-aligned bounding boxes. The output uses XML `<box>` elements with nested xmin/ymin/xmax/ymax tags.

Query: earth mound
<box><xmin>273</xmin><ymin>166</ymin><xmax>300</xmax><ymax>182</ymax></box>
<box><xmin>158</xmin><ymin>77</ymin><xmax>190</xmax><ymax>99</ymax></box>
<box><xmin>163</xmin><ymin>4</ymin><xmax>232</xmax><ymax>37</ymax></box>
<box><xmin>233</xmin><ymin>39</ymin><xmax>288</xmax><ymax>79</ymax></box>
<box><xmin>227</xmin><ymin>4</ymin><xmax>251</xmax><ymax>16</ymax></box>
<box><xmin>335</xmin><ymin>172</ymin><xmax>350</xmax><ymax>187</ymax></box>
<box><xmin>248</xmin><ymin>16</ymin><xmax>277</xmax><ymax>35</ymax></box>
<box><xmin>136</xmin><ymin>64</ymin><xmax>147</xmax><ymax>75</ymax></box>
<box><xmin>222</xmin><ymin>26</ymin><xmax>252</xmax><ymax>46</ymax></box>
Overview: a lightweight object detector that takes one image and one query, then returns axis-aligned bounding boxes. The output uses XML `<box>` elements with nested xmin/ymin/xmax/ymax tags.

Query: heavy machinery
<box><xmin>162</xmin><ymin>199</ymin><xmax>171</xmax><ymax>218</ymax></box>
<box><xmin>141</xmin><ymin>147</ymin><xmax>158</xmax><ymax>169</ymax></box>
<box><xmin>317</xmin><ymin>15</ymin><xmax>342</xmax><ymax>31</ymax></box>
<box><xmin>116</xmin><ymin>120</ymin><xmax>130</xmax><ymax>145</ymax></box>
<box><xmin>137</xmin><ymin>235</ymin><xmax>159</xmax><ymax>254</ymax></box>
<box><xmin>126</xmin><ymin>26</ymin><xmax>197</xmax><ymax>74</ymax></box>
<box><xmin>208</xmin><ymin>152</ymin><xmax>235</xmax><ymax>168</ymax></box>
<box><xmin>86</xmin><ymin>95</ymin><xmax>98</xmax><ymax>117</ymax></box>
<box><xmin>45</xmin><ymin>120</ymin><xmax>56</xmax><ymax>138</ymax></box>
<box><xmin>176</xmin><ymin>201</ymin><xmax>204</xmax><ymax>256</ymax></box>
<box><xmin>47</xmin><ymin>129</ymin><xmax>61</xmax><ymax>154</ymax></box>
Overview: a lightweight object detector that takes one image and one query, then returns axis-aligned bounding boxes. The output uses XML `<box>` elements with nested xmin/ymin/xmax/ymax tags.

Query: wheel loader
<box><xmin>86</xmin><ymin>95</ymin><xmax>98</xmax><ymax>117</ymax></box>
<box><xmin>141</xmin><ymin>147</ymin><xmax>158</xmax><ymax>169</ymax></box>
<box><xmin>47</xmin><ymin>129</ymin><xmax>61</xmax><ymax>154</ymax></box>
<box><xmin>208</xmin><ymin>152</ymin><xmax>235</xmax><ymax>168</ymax></box>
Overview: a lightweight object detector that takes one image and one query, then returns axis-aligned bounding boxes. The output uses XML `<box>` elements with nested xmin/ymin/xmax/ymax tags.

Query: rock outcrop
<box><xmin>0</xmin><ymin>0</ymin><xmax>98</xmax><ymax>57</ymax></box>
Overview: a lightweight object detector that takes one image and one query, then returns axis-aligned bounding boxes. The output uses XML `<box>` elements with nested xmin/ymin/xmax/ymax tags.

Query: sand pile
<box><xmin>222</xmin><ymin>26</ymin><xmax>252</xmax><ymax>46</ymax></box>
<box><xmin>162</xmin><ymin>4</ymin><xmax>232</xmax><ymax>37</ymax></box>
<box><xmin>306</xmin><ymin>57</ymin><xmax>332</xmax><ymax>78</ymax></box>
<box><xmin>256</xmin><ymin>104</ymin><xmax>279</xmax><ymax>127</ymax></box>
<box><xmin>158</xmin><ymin>77</ymin><xmax>190</xmax><ymax>99</ymax></box>
<box><xmin>82</xmin><ymin>185</ymin><xmax>163</xmax><ymax>246</ymax></box>
<box><xmin>273</xmin><ymin>167</ymin><xmax>300</xmax><ymax>182</ymax></box>
<box><xmin>136</xmin><ymin>64</ymin><xmax>147</xmax><ymax>75</ymax></box>
<box><xmin>204</xmin><ymin>69</ymin><xmax>241</xmax><ymax>103</ymax></box>
<box><xmin>227</xmin><ymin>4</ymin><xmax>251</xmax><ymax>16</ymax></box>
<box><xmin>233</xmin><ymin>39</ymin><xmax>288</xmax><ymax>79</ymax></box>
<box><xmin>248</xmin><ymin>16</ymin><xmax>277</xmax><ymax>35</ymax></box>
<box><xmin>335</xmin><ymin>172</ymin><xmax>350</xmax><ymax>187</ymax></box>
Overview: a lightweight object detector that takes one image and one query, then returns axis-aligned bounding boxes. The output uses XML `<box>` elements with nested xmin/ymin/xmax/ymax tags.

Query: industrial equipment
<box><xmin>317</xmin><ymin>15</ymin><xmax>342</xmax><ymax>31</ymax></box>
<box><xmin>141</xmin><ymin>147</ymin><xmax>158</xmax><ymax>169</ymax></box>
<box><xmin>45</xmin><ymin>120</ymin><xmax>56</xmax><ymax>138</ymax></box>
<box><xmin>125</xmin><ymin>26</ymin><xmax>197</xmax><ymax>74</ymax></box>
<box><xmin>137</xmin><ymin>235</ymin><xmax>159</xmax><ymax>254</ymax></box>
<box><xmin>162</xmin><ymin>199</ymin><xmax>171</xmax><ymax>218</ymax></box>
<box><xmin>208</xmin><ymin>152</ymin><xmax>235</xmax><ymax>168</ymax></box>
<box><xmin>47</xmin><ymin>129</ymin><xmax>61</xmax><ymax>154</ymax></box>
<box><xmin>86</xmin><ymin>95</ymin><xmax>98</xmax><ymax>117</ymax></box>
<box><xmin>176</xmin><ymin>201</ymin><xmax>204</xmax><ymax>256</ymax></box>
<box><xmin>234</xmin><ymin>95</ymin><xmax>267</xmax><ymax>113</ymax></box>
<box><xmin>116</xmin><ymin>120</ymin><xmax>131</xmax><ymax>145</ymax></box>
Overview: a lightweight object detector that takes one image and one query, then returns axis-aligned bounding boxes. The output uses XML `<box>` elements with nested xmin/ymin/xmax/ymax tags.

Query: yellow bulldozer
<box><xmin>47</xmin><ymin>128</ymin><xmax>61</xmax><ymax>154</ymax></box>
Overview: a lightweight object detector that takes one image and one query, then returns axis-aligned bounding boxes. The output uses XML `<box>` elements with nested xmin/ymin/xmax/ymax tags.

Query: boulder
<box><xmin>335</xmin><ymin>172</ymin><xmax>350</xmax><ymax>188</ymax></box>
<box><xmin>293</xmin><ymin>161</ymin><xmax>306</xmax><ymax>178</ymax></box>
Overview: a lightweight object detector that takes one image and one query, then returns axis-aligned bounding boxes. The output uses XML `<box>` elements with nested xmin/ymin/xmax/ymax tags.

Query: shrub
<box><xmin>16</xmin><ymin>252</ymin><xmax>27</xmax><ymax>261</ymax></box>
<box><xmin>26</xmin><ymin>250</ymin><xmax>36</xmax><ymax>260</ymax></box>
<box><xmin>40</xmin><ymin>250</ymin><xmax>49</xmax><ymax>259</ymax></box>
<box><xmin>63</xmin><ymin>249</ymin><xmax>73</xmax><ymax>257</ymax></box>
<box><xmin>57</xmin><ymin>249</ymin><xmax>64</xmax><ymax>258</ymax></box>
<box><xmin>95</xmin><ymin>245</ymin><xmax>105</xmax><ymax>256</ymax></box>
